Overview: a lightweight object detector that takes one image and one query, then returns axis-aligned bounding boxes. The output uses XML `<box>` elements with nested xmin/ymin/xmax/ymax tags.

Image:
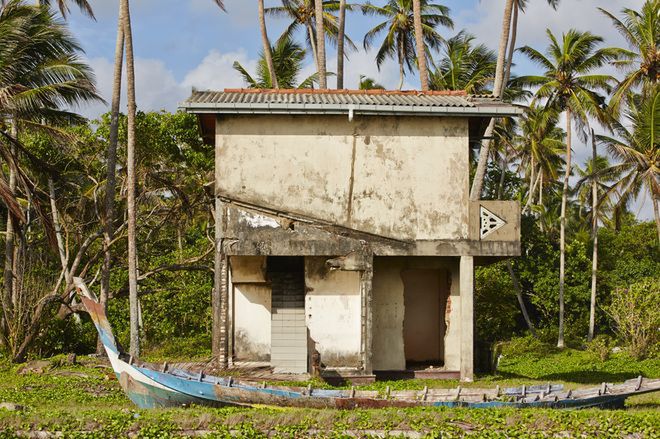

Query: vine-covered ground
<box><xmin>0</xmin><ymin>352</ymin><xmax>658</xmax><ymax>438</ymax></box>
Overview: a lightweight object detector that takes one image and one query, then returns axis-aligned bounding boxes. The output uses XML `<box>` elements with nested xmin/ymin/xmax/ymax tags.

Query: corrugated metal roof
<box><xmin>181</xmin><ymin>89</ymin><xmax>523</xmax><ymax>117</ymax></box>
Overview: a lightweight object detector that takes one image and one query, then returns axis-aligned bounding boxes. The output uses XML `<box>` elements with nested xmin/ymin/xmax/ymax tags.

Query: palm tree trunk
<box><xmin>306</xmin><ymin>23</ymin><xmax>320</xmax><ymax>77</ymax></box>
<box><xmin>523</xmin><ymin>159</ymin><xmax>536</xmax><ymax>213</ymax></box>
<box><xmin>469</xmin><ymin>0</ymin><xmax>515</xmax><ymax>201</ymax></box>
<box><xmin>99</xmin><ymin>0</ymin><xmax>125</xmax><ymax>355</ymax></box>
<box><xmin>588</xmin><ymin>130</ymin><xmax>598</xmax><ymax>342</ymax></box>
<box><xmin>3</xmin><ymin>121</ymin><xmax>17</xmax><ymax>326</ymax></box>
<box><xmin>558</xmin><ymin>108</ymin><xmax>571</xmax><ymax>349</ymax></box>
<box><xmin>258</xmin><ymin>0</ymin><xmax>278</xmax><ymax>89</ymax></box>
<box><xmin>503</xmin><ymin>1</ymin><xmax>518</xmax><ymax>86</ymax></box>
<box><xmin>412</xmin><ymin>0</ymin><xmax>428</xmax><ymax>91</ymax></box>
<box><xmin>315</xmin><ymin>0</ymin><xmax>327</xmax><ymax>89</ymax></box>
<box><xmin>523</xmin><ymin>168</ymin><xmax>541</xmax><ymax>215</ymax></box>
<box><xmin>496</xmin><ymin>152</ymin><xmax>507</xmax><ymax>199</ymax></box>
<box><xmin>539</xmin><ymin>169</ymin><xmax>543</xmax><ymax>207</ymax></box>
<box><xmin>121</xmin><ymin>0</ymin><xmax>140</xmax><ymax>358</ymax></box>
<box><xmin>398</xmin><ymin>38</ymin><xmax>405</xmax><ymax>90</ymax></box>
<box><xmin>336</xmin><ymin>0</ymin><xmax>346</xmax><ymax>89</ymax></box>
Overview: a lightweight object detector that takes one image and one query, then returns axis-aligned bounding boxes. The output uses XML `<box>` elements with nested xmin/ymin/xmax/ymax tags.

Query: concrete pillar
<box><xmin>212</xmin><ymin>200</ymin><xmax>228</xmax><ymax>368</ymax></box>
<box><xmin>460</xmin><ymin>256</ymin><xmax>474</xmax><ymax>382</ymax></box>
<box><xmin>360</xmin><ymin>254</ymin><xmax>374</xmax><ymax>375</ymax></box>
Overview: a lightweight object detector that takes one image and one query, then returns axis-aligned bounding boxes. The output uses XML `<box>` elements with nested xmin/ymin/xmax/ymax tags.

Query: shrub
<box><xmin>607</xmin><ymin>277</ymin><xmax>659</xmax><ymax>360</ymax></box>
<box><xmin>499</xmin><ymin>334</ymin><xmax>556</xmax><ymax>358</ymax></box>
<box><xmin>586</xmin><ymin>334</ymin><xmax>613</xmax><ymax>361</ymax></box>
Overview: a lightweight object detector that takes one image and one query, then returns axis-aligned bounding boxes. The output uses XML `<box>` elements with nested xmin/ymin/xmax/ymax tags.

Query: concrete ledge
<box><xmin>374</xmin><ymin>370</ymin><xmax>461</xmax><ymax>381</ymax></box>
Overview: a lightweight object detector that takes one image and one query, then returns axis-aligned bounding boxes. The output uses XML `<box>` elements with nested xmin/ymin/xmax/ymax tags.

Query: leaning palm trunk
<box><xmin>2</xmin><ymin>122</ymin><xmax>18</xmax><ymax>335</ymax></box>
<box><xmin>121</xmin><ymin>0</ymin><xmax>140</xmax><ymax>357</ymax></box>
<box><xmin>336</xmin><ymin>0</ymin><xmax>346</xmax><ymax>89</ymax></box>
<box><xmin>99</xmin><ymin>0</ymin><xmax>125</xmax><ymax>355</ymax></box>
<box><xmin>653</xmin><ymin>195</ymin><xmax>660</xmax><ymax>244</ymax></box>
<box><xmin>306</xmin><ymin>23</ymin><xmax>320</xmax><ymax>77</ymax></box>
<box><xmin>258</xmin><ymin>0</ymin><xmax>278</xmax><ymax>89</ymax></box>
<box><xmin>315</xmin><ymin>0</ymin><xmax>326</xmax><ymax>89</ymax></box>
<box><xmin>412</xmin><ymin>0</ymin><xmax>428</xmax><ymax>90</ymax></box>
<box><xmin>588</xmin><ymin>130</ymin><xmax>598</xmax><ymax>342</ymax></box>
<box><xmin>558</xmin><ymin>109</ymin><xmax>571</xmax><ymax>349</ymax></box>
<box><xmin>503</xmin><ymin>1</ymin><xmax>518</xmax><ymax>86</ymax></box>
<box><xmin>470</xmin><ymin>0</ymin><xmax>515</xmax><ymax>200</ymax></box>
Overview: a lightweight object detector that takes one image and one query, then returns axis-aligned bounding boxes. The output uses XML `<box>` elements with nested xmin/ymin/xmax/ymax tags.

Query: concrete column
<box><xmin>360</xmin><ymin>254</ymin><xmax>374</xmax><ymax>375</ymax></box>
<box><xmin>460</xmin><ymin>256</ymin><xmax>474</xmax><ymax>382</ymax></box>
<box><xmin>212</xmin><ymin>200</ymin><xmax>228</xmax><ymax>368</ymax></box>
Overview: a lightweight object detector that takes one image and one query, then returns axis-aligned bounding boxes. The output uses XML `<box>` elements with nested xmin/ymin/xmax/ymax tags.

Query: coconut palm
<box><xmin>574</xmin><ymin>135</ymin><xmax>623</xmax><ymax>342</ymax></box>
<box><xmin>412</xmin><ymin>0</ymin><xmax>429</xmax><ymax>90</ymax></box>
<box><xmin>336</xmin><ymin>0</ymin><xmax>347</xmax><ymax>88</ymax></box>
<box><xmin>233</xmin><ymin>37</ymin><xmax>319</xmax><ymax>89</ymax></box>
<box><xmin>266</xmin><ymin>0</ymin><xmax>357</xmax><ymax>74</ymax></box>
<box><xmin>598</xmin><ymin>87</ymin><xmax>660</xmax><ymax>243</ymax></box>
<box><xmin>470</xmin><ymin>0</ymin><xmax>561</xmax><ymax>202</ymax></box>
<box><xmin>0</xmin><ymin>0</ymin><xmax>94</xmax><ymax>19</ymax></box>
<box><xmin>429</xmin><ymin>31</ymin><xmax>495</xmax><ymax>94</ymax></box>
<box><xmin>0</xmin><ymin>0</ymin><xmax>100</xmax><ymax>360</ymax></box>
<box><xmin>514</xmin><ymin>104</ymin><xmax>565</xmax><ymax>214</ymax></box>
<box><xmin>599</xmin><ymin>1</ymin><xmax>659</xmax><ymax>112</ymax></box>
<box><xmin>359</xmin><ymin>75</ymin><xmax>384</xmax><ymax>90</ymax></box>
<box><xmin>362</xmin><ymin>0</ymin><xmax>453</xmax><ymax>89</ymax></box>
<box><xmin>258</xmin><ymin>0</ymin><xmax>278</xmax><ymax>89</ymax></box>
<box><xmin>315</xmin><ymin>0</ymin><xmax>327</xmax><ymax>87</ymax></box>
<box><xmin>516</xmin><ymin>29</ymin><xmax>623</xmax><ymax>348</ymax></box>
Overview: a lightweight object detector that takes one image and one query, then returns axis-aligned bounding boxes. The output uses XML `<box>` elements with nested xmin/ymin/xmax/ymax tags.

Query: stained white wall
<box><xmin>305</xmin><ymin>257</ymin><xmax>361</xmax><ymax>368</ymax></box>
<box><xmin>231</xmin><ymin>256</ymin><xmax>271</xmax><ymax>361</ymax></box>
<box><xmin>215</xmin><ymin>115</ymin><xmax>469</xmax><ymax>241</ymax></box>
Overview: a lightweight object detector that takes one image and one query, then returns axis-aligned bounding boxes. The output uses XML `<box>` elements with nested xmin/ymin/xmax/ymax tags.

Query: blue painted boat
<box><xmin>74</xmin><ymin>278</ymin><xmax>660</xmax><ymax>410</ymax></box>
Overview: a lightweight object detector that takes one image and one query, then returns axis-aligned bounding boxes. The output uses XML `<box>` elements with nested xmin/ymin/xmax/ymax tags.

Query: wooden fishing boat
<box><xmin>74</xmin><ymin>278</ymin><xmax>660</xmax><ymax>410</ymax></box>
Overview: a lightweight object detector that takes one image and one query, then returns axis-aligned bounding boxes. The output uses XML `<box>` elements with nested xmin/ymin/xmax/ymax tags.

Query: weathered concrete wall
<box><xmin>372</xmin><ymin>257</ymin><xmax>461</xmax><ymax>371</ymax></box>
<box><xmin>216</xmin><ymin>115</ymin><xmax>469</xmax><ymax>241</ymax></box>
<box><xmin>233</xmin><ymin>284</ymin><xmax>271</xmax><ymax>361</ymax></box>
<box><xmin>305</xmin><ymin>257</ymin><xmax>361</xmax><ymax>368</ymax></box>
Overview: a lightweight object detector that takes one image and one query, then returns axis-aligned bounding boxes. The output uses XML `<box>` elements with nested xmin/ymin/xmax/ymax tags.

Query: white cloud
<box><xmin>182</xmin><ymin>49</ymin><xmax>257</xmax><ymax>90</ymax></box>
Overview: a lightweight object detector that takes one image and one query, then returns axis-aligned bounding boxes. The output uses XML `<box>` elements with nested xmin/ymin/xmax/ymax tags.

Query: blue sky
<box><xmin>62</xmin><ymin>0</ymin><xmax>653</xmax><ymax>219</ymax></box>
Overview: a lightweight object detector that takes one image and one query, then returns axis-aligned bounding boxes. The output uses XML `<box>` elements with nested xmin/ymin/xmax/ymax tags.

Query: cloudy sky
<box><xmin>62</xmin><ymin>0</ymin><xmax>653</xmax><ymax>219</ymax></box>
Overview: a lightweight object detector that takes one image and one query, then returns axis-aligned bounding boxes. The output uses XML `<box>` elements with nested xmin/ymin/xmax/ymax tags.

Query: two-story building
<box><xmin>181</xmin><ymin>89</ymin><xmax>523</xmax><ymax>382</ymax></box>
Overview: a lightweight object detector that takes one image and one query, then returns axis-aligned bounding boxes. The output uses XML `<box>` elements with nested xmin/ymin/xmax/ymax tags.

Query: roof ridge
<box><xmin>219</xmin><ymin>88</ymin><xmax>469</xmax><ymax>97</ymax></box>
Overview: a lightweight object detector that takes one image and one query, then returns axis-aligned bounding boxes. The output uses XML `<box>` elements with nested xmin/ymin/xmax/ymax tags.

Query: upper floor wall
<box><xmin>215</xmin><ymin>114</ymin><xmax>470</xmax><ymax>242</ymax></box>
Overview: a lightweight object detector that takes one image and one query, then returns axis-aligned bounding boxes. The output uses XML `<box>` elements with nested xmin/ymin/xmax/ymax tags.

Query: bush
<box><xmin>499</xmin><ymin>335</ymin><xmax>557</xmax><ymax>358</ymax></box>
<box><xmin>586</xmin><ymin>334</ymin><xmax>613</xmax><ymax>362</ymax></box>
<box><xmin>607</xmin><ymin>277</ymin><xmax>660</xmax><ymax>360</ymax></box>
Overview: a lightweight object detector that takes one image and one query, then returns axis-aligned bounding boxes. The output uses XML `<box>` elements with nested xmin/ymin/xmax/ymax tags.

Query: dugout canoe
<box><xmin>74</xmin><ymin>277</ymin><xmax>660</xmax><ymax>410</ymax></box>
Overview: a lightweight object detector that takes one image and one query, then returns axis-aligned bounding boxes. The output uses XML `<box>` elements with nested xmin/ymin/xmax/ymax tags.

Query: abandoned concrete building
<box><xmin>181</xmin><ymin>89</ymin><xmax>523</xmax><ymax>382</ymax></box>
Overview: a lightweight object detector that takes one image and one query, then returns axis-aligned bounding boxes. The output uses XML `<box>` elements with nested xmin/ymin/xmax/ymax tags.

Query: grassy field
<box><xmin>0</xmin><ymin>350</ymin><xmax>658</xmax><ymax>438</ymax></box>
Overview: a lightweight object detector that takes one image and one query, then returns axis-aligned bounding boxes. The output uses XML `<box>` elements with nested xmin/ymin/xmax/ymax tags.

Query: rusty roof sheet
<box><xmin>181</xmin><ymin>89</ymin><xmax>523</xmax><ymax>117</ymax></box>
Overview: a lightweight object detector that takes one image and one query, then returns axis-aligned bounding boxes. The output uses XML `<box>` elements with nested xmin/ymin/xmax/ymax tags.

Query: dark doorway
<box><xmin>402</xmin><ymin>269</ymin><xmax>448</xmax><ymax>366</ymax></box>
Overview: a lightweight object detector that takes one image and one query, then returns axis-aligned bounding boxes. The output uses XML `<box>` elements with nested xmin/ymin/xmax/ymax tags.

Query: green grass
<box><xmin>0</xmin><ymin>352</ymin><xmax>658</xmax><ymax>438</ymax></box>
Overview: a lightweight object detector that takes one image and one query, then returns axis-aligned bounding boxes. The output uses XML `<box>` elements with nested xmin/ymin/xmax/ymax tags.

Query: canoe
<box><xmin>74</xmin><ymin>277</ymin><xmax>660</xmax><ymax>410</ymax></box>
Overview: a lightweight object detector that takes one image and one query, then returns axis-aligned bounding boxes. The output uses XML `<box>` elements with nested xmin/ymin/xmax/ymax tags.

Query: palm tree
<box><xmin>412</xmin><ymin>0</ymin><xmax>429</xmax><ymax>90</ymax></box>
<box><xmin>470</xmin><ymin>0</ymin><xmax>560</xmax><ymax>201</ymax></box>
<box><xmin>233</xmin><ymin>37</ymin><xmax>318</xmax><ymax>89</ymax></box>
<box><xmin>315</xmin><ymin>0</ymin><xmax>327</xmax><ymax>88</ymax></box>
<box><xmin>120</xmin><ymin>0</ymin><xmax>140</xmax><ymax>357</ymax></box>
<box><xmin>336</xmin><ymin>0</ymin><xmax>347</xmax><ymax>89</ymax></box>
<box><xmin>0</xmin><ymin>0</ymin><xmax>100</xmax><ymax>360</ymax></box>
<box><xmin>1</xmin><ymin>0</ymin><xmax>95</xmax><ymax>18</ymax></box>
<box><xmin>514</xmin><ymin>104</ymin><xmax>564</xmax><ymax>214</ymax></box>
<box><xmin>362</xmin><ymin>0</ymin><xmax>453</xmax><ymax>90</ymax></box>
<box><xmin>517</xmin><ymin>29</ymin><xmax>623</xmax><ymax>348</ymax></box>
<box><xmin>266</xmin><ymin>0</ymin><xmax>356</xmax><ymax>75</ymax></box>
<box><xmin>359</xmin><ymin>75</ymin><xmax>385</xmax><ymax>90</ymax></box>
<box><xmin>598</xmin><ymin>87</ymin><xmax>660</xmax><ymax>243</ymax></box>
<box><xmin>600</xmin><ymin>1</ymin><xmax>659</xmax><ymax>112</ymax></box>
<box><xmin>258</xmin><ymin>0</ymin><xmax>278</xmax><ymax>89</ymax></box>
<box><xmin>429</xmin><ymin>31</ymin><xmax>495</xmax><ymax>94</ymax></box>
<box><xmin>574</xmin><ymin>135</ymin><xmax>621</xmax><ymax>342</ymax></box>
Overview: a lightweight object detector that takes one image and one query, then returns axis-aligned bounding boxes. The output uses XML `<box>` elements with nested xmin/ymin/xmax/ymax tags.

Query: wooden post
<box><xmin>460</xmin><ymin>256</ymin><xmax>474</xmax><ymax>382</ymax></box>
<box><xmin>360</xmin><ymin>252</ymin><xmax>374</xmax><ymax>375</ymax></box>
